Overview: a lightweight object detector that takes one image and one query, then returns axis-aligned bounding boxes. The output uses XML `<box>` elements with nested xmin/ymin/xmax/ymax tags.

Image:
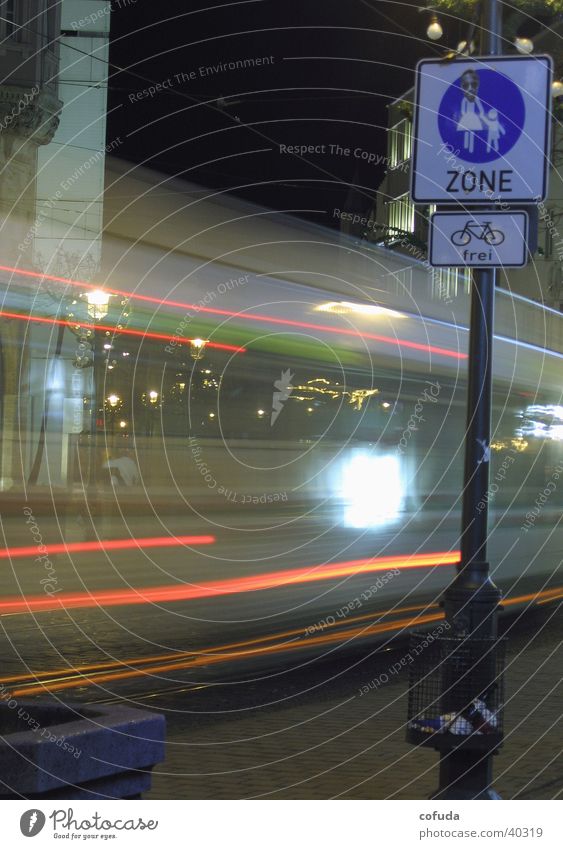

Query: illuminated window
<box><xmin>388</xmin><ymin>193</ymin><xmax>415</xmax><ymax>235</ymax></box>
<box><xmin>389</xmin><ymin>119</ymin><xmax>412</xmax><ymax>167</ymax></box>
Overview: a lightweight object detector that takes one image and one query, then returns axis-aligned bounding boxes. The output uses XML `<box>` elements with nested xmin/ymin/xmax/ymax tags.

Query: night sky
<box><xmin>105</xmin><ymin>0</ymin><xmax>516</xmax><ymax>228</ymax></box>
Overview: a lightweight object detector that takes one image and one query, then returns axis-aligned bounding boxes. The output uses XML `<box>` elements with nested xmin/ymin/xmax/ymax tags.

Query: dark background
<box><xmin>105</xmin><ymin>0</ymin><xmax>537</xmax><ymax>228</ymax></box>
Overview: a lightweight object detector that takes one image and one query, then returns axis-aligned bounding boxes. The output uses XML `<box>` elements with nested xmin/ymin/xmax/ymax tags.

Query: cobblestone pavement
<box><xmin>146</xmin><ymin>606</ymin><xmax>562</xmax><ymax>799</ymax></box>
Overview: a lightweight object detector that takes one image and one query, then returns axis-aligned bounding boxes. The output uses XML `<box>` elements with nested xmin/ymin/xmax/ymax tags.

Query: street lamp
<box><xmin>105</xmin><ymin>393</ymin><xmax>121</xmax><ymax>437</ymax></box>
<box><xmin>456</xmin><ymin>40</ymin><xmax>475</xmax><ymax>55</ymax></box>
<box><xmin>85</xmin><ymin>289</ymin><xmax>110</xmax><ymax>321</ymax></box>
<box><xmin>427</xmin><ymin>15</ymin><xmax>443</xmax><ymax>40</ymax></box>
<box><xmin>146</xmin><ymin>390</ymin><xmax>159</xmax><ymax>436</ymax></box>
<box><xmin>190</xmin><ymin>338</ymin><xmax>208</xmax><ymax>360</ymax></box>
<box><xmin>514</xmin><ymin>36</ymin><xmax>533</xmax><ymax>54</ymax></box>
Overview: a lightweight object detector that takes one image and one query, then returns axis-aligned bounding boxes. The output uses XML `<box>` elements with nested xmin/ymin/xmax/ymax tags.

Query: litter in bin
<box><xmin>408</xmin><ymin>698</ymin><xmax>499</xmax><ymax>735</ymax></box>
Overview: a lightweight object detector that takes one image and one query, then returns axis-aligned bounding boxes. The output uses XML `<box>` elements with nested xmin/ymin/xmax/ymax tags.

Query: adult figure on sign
<box><xmin>456</xmin><ymin>70</ymin><xmax>486</xmax><ymax>154</ymax></box>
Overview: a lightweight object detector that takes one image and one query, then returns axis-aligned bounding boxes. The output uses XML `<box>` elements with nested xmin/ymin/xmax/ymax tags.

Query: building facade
<box><xmin>34</xmin><ymin>0</ymin><xmax>111</xmax><ymax>280</ymax></box>
<box><xmin>0</xmin><ymin>1</ymin><xmax>111</xmax><ymax>490</ymax></box>
<box><xmin>0</xmin><ymin>0</ymin><xmax>62</xmax><ymax>263</ymax></box>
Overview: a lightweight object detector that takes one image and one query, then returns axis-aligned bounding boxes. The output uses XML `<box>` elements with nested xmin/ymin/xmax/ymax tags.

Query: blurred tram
<box><xmin>0</xmin><ymin>159</ymin><xmax>561</xmax><ymax>653</ymax></box>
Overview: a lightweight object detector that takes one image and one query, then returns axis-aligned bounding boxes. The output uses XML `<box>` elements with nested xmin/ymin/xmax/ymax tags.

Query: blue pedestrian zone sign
<box><xmin>411</xmin><ymin>56</ymin><xmax>552</xmax><ymax>204</ymax></box>
<box><xmin>438</xmin><ymin>69</ymin><xmax>525</xmax><ymax>162</ymax></box>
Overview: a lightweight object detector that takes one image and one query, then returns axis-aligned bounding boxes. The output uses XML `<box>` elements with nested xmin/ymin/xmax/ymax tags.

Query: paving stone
<box><xmin>147</xmin><ymin>608</ymin><xmax>562</xmax><ymax>799</ymax></box>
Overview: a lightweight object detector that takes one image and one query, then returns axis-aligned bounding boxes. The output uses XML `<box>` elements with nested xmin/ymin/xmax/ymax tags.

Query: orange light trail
<box><xmin>0</xmin><ymin>534</ymin><xmax>215</xmax><ymax>562</ymax></box>
<box><xmin>0</xmin><ymin>550</ymin><xmax>460</xmax><ymax>615</ymax></box>
<box><xmin>5</xmin><ymin>586</ymin><xmax>561</xmax><ymax>698</ymax></box>
<box><xmin>0</xmin><ymin>310</ymin><xmax>244</xmax><ymax>353</ymax></box>
<box><xmin>0</xmin><ymin>264</ymin><xmax>467</xmax><ymax>361</ymax></box>
<box><xmin>14</xmin><ymin>614</ymin><xmax>445</xmax><ymax>695</ymax></box>
<box><xmin>0</xmin><ymin>602</ymin><xmax>436</xmax><ymax>684</ymax></box>
<box><xmin>538</xmin><ymin>590</ymin><xmax>563</xmax><ymax>605</ymax></box>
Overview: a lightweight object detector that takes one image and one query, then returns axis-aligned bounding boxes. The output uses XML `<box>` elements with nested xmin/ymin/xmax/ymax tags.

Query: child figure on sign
<box><xmin>484</xmin><ymin>109</ymin><xmax>505</xmax><ymax>153</ymax></box>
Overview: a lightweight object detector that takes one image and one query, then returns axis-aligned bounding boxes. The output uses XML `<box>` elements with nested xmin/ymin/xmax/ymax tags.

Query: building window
<box><xmin>46</xmin><ymin>4</ymin><xmax>57</xmax><ymax>43</ymax></box>
<box><xmin>4</xmin><ymin>0</ymin><xmax>16</xmax><ymax>37</ymax></box>
<box><xmin>387</xmin><ymin>193</ymin><xmax>415</xmax><ymax>236</ymax></box>
<box><xmin>431</xmin><ymin>267</ymin><xmax>470</xmax><ymax>301</ymax></box>
<box><xmin>389</xmin><ymin>119</ymin><xmax>412</xmax><ymax>168</ymax></box>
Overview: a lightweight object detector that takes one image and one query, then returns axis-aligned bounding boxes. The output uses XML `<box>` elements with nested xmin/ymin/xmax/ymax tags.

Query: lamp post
<box><xmin>146</xmin><ymin>390</ymin><xmax>159</xmax><ymax>437</ymax></box>
<box><xmin>106</xmin><ymin>393</ymin><xmax>121</xmax><ymax>438</ymax></box>
<box><xmin>85</xmin><ymin>289</ymin><xmax>110</xmax><ymax>490</ymax></box>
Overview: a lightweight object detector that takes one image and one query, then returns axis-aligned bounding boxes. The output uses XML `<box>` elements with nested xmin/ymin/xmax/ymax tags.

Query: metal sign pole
<box><xmin>437</xmin><ymin>0</ymin><xmax>504</xmax><ymax>800</ymax></box>
<box><xmin>406</xmin><ymin>0</ymin><xmax>551</xmax><ymax>801</ymax></box>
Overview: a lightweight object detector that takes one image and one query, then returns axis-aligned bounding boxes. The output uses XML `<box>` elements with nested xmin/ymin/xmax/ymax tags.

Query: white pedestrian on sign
<box><xmin>483</xmin><ymin>108</ymin><xmax>505</xmax><ymax>152</ymax></box>
<box><xmin>456</xmin><ymin>70</ymin><xmax>486</xmax><ymax>154</ymax></box>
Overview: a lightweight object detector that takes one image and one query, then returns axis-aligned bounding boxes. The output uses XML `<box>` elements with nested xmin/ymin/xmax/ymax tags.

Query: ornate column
<box><xmin>0</xmin><ymin>86</ymin><xmax>62</xmax><ymax>263</ymax></box>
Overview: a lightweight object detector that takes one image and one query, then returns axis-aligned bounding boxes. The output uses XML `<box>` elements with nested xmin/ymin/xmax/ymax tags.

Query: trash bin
<box><xmin>406</xmin><ymin>631</ymin><xmax>505</xmax><ymax>753</ymax></box>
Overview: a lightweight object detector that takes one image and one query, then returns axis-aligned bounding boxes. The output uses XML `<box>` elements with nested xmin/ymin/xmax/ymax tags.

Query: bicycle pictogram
<box><xmin>450</xmin><ymin>220</ymin><xmax>505</xmax><ymax>247</ymax></box>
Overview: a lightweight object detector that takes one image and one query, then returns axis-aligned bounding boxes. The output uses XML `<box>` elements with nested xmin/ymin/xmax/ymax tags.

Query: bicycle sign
<box><xmin>429</xmin><ymin>211</ymin><xmax>529</xmax><ymax>268</ymax></box>
<box><xmin>451</xmin><ymin>221</ymin><xmax>505</xmax><ymax>247</ymax></box>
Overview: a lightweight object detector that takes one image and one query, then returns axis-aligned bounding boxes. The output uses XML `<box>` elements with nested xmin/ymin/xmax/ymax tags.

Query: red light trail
<box><xmin>0</xmin><ymin>534</ymin><xmax>215</xmax><ymax>561</ymax></box>
<box><xmin>0</xmin><ymin>550</ymin><xmax>459</xmax><ymax>614</ymax></box>
<box><xmin>0</xmin><ymin>264</ymin><xmax>467</xmax><ymax>361</ymax></box>
<box><xmin>0</xmin><ymin>310</ymin><xmax>244</xmax><ymax>353</ymax></box>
